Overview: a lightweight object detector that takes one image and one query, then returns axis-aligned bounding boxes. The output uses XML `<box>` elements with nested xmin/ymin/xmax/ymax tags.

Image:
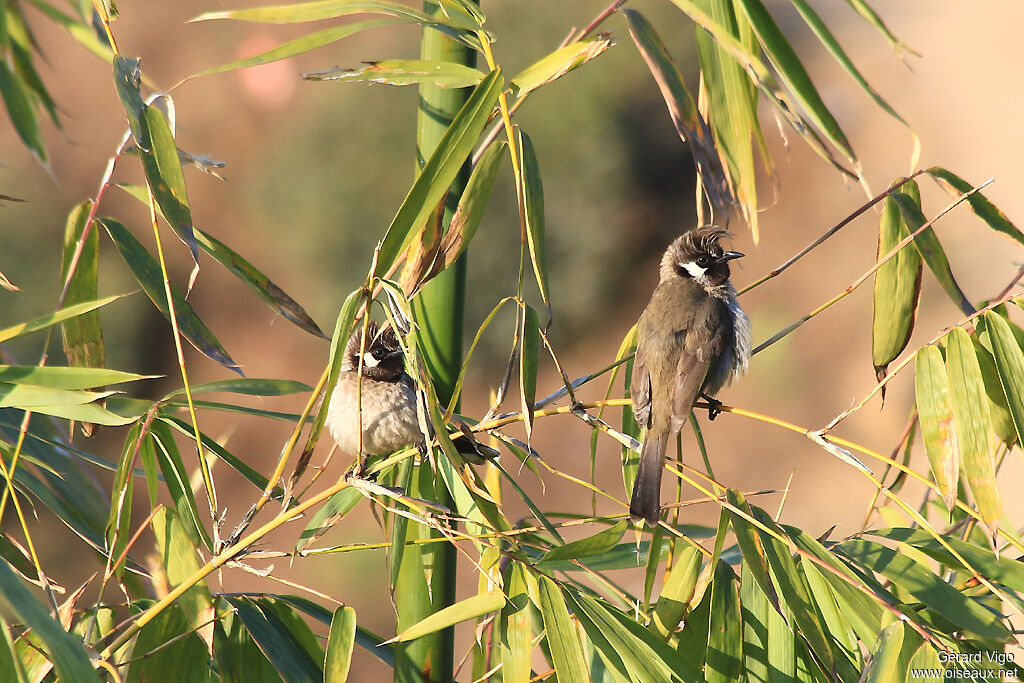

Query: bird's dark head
<box><xmin>343</xmin><ymin>321</ymin><xmax>405</xmax><ymax>380</ymax></box>
<box><xmin>660</xmin><ymin>226</ymin><xmax>743</xmax><ymax>288</ymax></box>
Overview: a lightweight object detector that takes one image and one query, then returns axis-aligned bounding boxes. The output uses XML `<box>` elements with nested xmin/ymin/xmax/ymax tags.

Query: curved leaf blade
<box><xmin>537</xmin><ymin>577</ymin><xmax>588</xmax><ymax>683</ymax></box>
<box><xmin>390</xmin><ymin>591</ymin><xmax>505</xmax><ymax>643</ymax></box>
<box><xmin>304</xmin><ymin>59</ymin><xmax>485</xmax><ymax>88</ymax></box>
<box><xmin>324</xmin><ymin>606</ymin><xmax>357</xmax><ymax>683</ymax></box>
<box><xmin>914</xmin><ymin>345</ymin><xmax>959</xmax><ymax>511</ymax></box>
<box><xmin>0</xmin><ymin>294</ymin><xmax>129</xmax><ymax>344</ymax></box>
<box><xmin>981</xmin><ymin>312</ymin><xmax>1024</xmax><ymax>448</ymax></box>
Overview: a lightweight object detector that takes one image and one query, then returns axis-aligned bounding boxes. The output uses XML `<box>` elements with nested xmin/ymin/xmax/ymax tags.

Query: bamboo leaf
<box><xmin>516</xmin><ymin>128</ymin><xmax>550</xmax><ymax>308</ymax></box>
<box><xmin>61</xmin><ymin>201</ymin><xmax>105</xmax><ymax>375</ymax></box>
<box><xmin>945</xmin><ymin>327</ymin><xmax>1001</xmax><ymax>539</ymax></box>
<box><xmin>0</xmin><ymin>60</ymin><xmax>47</xmax><ymax>165</ymax></box>
<box><xmin>843</xmin><ymin>0</ymin><xmax>915</xmax><ymax>57</ymax></box>
<box><xmin>190</xmin><ymin>19</ymin><xmax>406</xmax><ymax>78</ymax></box>
<box><xmin>374</xmin><ymin>68</ymin><xmax>502</xmax><ymax>279</ymax></box>
<box><xmin>891</xmin><ymin>192</ymin><xmax>975</xmax><ymax>316</ymax></box>
<box><xmin>625</xmin><ymin>10</ymin><xmax>732</xmax><ymax>224</ymax></box>
<box><xmin>500</xmin><ymin>563</ymin><xmax>533</xmax><ymax>683</ymax></box>
<box><xmin>537</xmin><ymin>576</ymin><xmax>588</xmax><ymax>683</ymax></box>
<box><xmin>861</xmin><ymin>621</ymin><xmax>910</xmax><ymax>683</ymax></box>
<box><xmin>0</xmin><ymin>366</ymin><xmax>154</xmax><ymax>389</ymax></box>
<box><xmin>26</xmin><ymin>402</ymin><xmax>141</xmax><ymax>426</ymax></box>
<box><xmin>927</xmin><ymin>167</ymin><xmax>1024</xmax><ymax>247</ymax></box>
<box><xmin>519</xmin><ymin>303</ymin><xmax>540</xmax><ymax>441</ymax></box>
<box><xmin>726</xmin><ymin>489</ymin><xmax>781</xmax><ymax>612</ymax></box>
<box><xmin>510</xmin><ymin>35</ymin><xmax>614</xmax><ymax>98</ymax></box>
<box><xmin>324</xmin><ymin>606</ymin><xmax>357</xmax><ymax>683</ymax></box>
<box><xmin>226</xmin><ymin>596</ymin><xmax>324</xmax><ymax>683</ymax></box>
<box><xmin>838</xmin><ymin>539</ymin><xmax>1011</xmax><ymax>641</ymax></box>
<box><xmin>651</xmin><ymin>545</ymin><xmax>702</xmax><ymax>639</ymax></box>
<box><xmin>304</xmin><ymin>59</ymin><xmax>485</xmax><ymax>87</ymax></box>
<box><xmin>537</xmin><ymin>521</ymin><xmax>626</xmax><ymax>566</ymax></box>
<box><xmin>872</xmin><ymin>184</ymin><xmax>923</xmax><ymax>380</ymax></box>
<box><xmin>151</xmin><ymin>425</ymin><xmax>214</xmax><ymax>551</ymax></box>
<box><xmin>128</xmin><ymin>604</ymin><xmax>215</xmax><ymax>682</ymax></box>
<box><xmin>213</xmin><ymin>611</ymin><xmax>280</xmax><ymax>683</ymax></box>
<box><xmin>971</xmin><ymin>337</ymin><xmax>1017</xmax><ymax>447</ymax></box>
<box><xmin>0</xmin><ymin>384</ymin><xmax>116</xmax><ymax>408</ymax></box>
<box><xmin>438</xmin><ymin>140</ymin><xmax>506</xmax><ymax>272</ymax></box>
<box><xmin>113</xmin><ymin>56</ymin><xmax>145</xmax><ymax>141</ymax></box>
<box><xmin>0</xmin><ymin>560</ymin><xmax>98</xmax><ymax>682</ymax></box>
<box><xmin>914</xmin><ymin>345</ymin><xmax>959</xmax><ymax>511</ymax></box>
<box><xmin>101</xmin><ymin>218</ymin><xmax>242</xmax><ymax>375</ymax></box>
<box><xmin>980</xmin><ymin>312</ymin><xmax>1024</xmax><ymax>447</ymax></box>
<box><xmin>390</xmin><ymin>591</ymin><xmax>505</xmax><ymax>643</ymax></box>
<box><xmin>163</xmin><ymin>378</ymin><xmax>311</xmax><ymax>399</ymax></box>
<box><xmin>0</xmin><ymin>294</ymin><xmax>129</xmax><ymax>344</ymax></box>
<box><xmin>707</xmin><ymin>560</ymin><xmax>743</xmax><ymax>683</ymax></box>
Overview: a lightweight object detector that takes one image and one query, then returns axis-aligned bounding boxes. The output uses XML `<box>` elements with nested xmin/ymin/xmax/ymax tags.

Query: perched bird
<box><xmin>629</xmin><ymin>227</ymin><xmax>751</xmax><ymax>525</ymax></box>
<box><xmin>327</xmin><ymin>322</ymin><xmax>421</xmax><ymax>472</ymax></box>
<box><xmin>327</xmin><ymin>321</ymin><xmax>497</xmax><ymax>474</ymax></box>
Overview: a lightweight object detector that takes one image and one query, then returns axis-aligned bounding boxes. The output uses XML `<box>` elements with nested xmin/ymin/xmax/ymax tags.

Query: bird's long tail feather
<box><xmin>629</xmin><ymin>431</ymin><xmax>668</xmax><ymax>525</ymax></box>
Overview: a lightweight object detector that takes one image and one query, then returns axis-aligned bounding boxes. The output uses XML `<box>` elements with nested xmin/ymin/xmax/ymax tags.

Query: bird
<box><xmin>326</xmin><ymin>321</ymin><xmax>497</xmax><ymax>475</ymax></box>
<box><xmin>629</xmin><ymin>227</ymin><xmax>751</xmax><ymax>525</ymax></box>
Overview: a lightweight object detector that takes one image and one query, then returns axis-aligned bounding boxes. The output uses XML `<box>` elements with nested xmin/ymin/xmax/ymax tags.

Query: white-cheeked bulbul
<box><xmin>629</xmin><ymin>227</ymin><xmax>752</xmax><ymax>525</ymax></box>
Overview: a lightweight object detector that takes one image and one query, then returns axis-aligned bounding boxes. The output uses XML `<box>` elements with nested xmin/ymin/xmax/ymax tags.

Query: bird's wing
<box><xmin>630</xmin><ymin>340</ymin><xmax>652</xmax><ymax>428</ymax></box>
<box><xmin>670</xmin><ymin>316</ymin><xmax>724</xmax><ymax>425</ymax></box>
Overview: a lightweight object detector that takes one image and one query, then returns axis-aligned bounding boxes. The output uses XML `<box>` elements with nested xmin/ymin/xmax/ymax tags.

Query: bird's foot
<box><xmin>701</xmin><ymin>393</ymin><xmax>723</xmax><ymax>421</ymax></box>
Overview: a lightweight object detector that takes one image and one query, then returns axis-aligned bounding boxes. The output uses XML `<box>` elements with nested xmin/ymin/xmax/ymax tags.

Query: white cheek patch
<box><xmin>362</xmin><ymin>352</ymin><xmax>380</xmax><ymax>368</ymax></box>
<box><xmin>681</xmin><ymin>261</ymin><xmax>708</xmax><ymax>279</ymax></box>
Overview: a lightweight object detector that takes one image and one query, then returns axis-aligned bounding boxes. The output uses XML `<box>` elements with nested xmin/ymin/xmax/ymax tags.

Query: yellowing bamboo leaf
<box><xmin>389</xmin><ymin>591</ymin><xmax>505</xmax><ymax>643</ymax></box>
<box><xmin>981</xmin><ymin>312</ymin><xmax>1024</xmax><ymax>448</ymax></box>
<box><xmin>914</xmin><ymin>345</ymin><xmax>959</xmax><ymax>511</ymax></box>
<box><xmin>304</xmin><ymin>59</ymin><xmax>485</xmax><ymax>88</ymax></box>
<box><xmin>510</xmin><ymin>35</ymin><xmax>613</xmax><ymax>98</ymax></box>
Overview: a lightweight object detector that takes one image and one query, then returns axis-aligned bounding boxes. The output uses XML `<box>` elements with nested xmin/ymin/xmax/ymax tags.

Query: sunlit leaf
<box><xmin>510</xmin><ymin>35</ymin><xmax>613</xmax><ymax>98</ymax></box>
<box><xmin>500</xmin><ymin>563</ymin><xmax>532</xmax><ymax>683</ymax></box>
<box><xmin>872</xmin><ymin>183</ymin><xmax>922</xmax><ymax>381</ymax></box>
<box><xmin>0</xmin><ymin>60</ymin><xmax>47</xmax><ymax>165</ymax></box>
<box><xmin>390</xmin><ymin>591</ymin><xmax>505</xmax><ymax>643</ymax></box>
<box><xmin>324</xmin><ymin>606</ymin><xmax>356</xmax><ymax>683</ymax></box>
<box><xmin>537</xmin><ymin>521</ymin><xmax>626</xmax><ymax>566</ymax></box>
<box><xmin>537</xmin><ymin>576</ymin><xmax>589</xmax><ymax>683</ymax></box>
<box><xmin>519</xmin><ymin>303</ymin><xmax>540</xmax><ymax>441</ymax></box>
<box><xmin>0</xmin><ymin>365</ymin><xmax>154</xmax><ymax>389</ymax></box>
<box><xmin>0</xmin><ymin>294</ymin><xmax>128</xmax><ymax>344</ymax></box>
<box><xmin>914</xmin><ymin>345</ymin><xmax>959</xmax><ymax>511</ymax></box>
<box><xmin>226</xmin><ymin>596</ymin><xmax>324</xmax><ymax>682</ymax></box>
<box><xmin>945</xmin><ymin>327</ymin><xmax>1001</xmax><ymax>540</ymax></box>
<box><xmin>652</xmin><ymin>545</ymin><xmax>702</xmax><ymax>639</ymax></box>
<box><xmin>980</xmin><ymin>312</ymin><xmax>1024</xmax><ymax>448</ymax></box>
<box><xmin>927</xmin><ymin>167</ymin><xmax>1024</xmax><ymax>247</ymax></box>
<box><xmin>304</xmin><ymin>59</ymin><xmax>485</xmax><ymax>88</ymax></box>
<box><xmin>517</xmin><ymin>129</ymin><xmax>550</xmax><ymax>308</ymax></box>
<box><xmin>61</xmin><ymin>201</ymin><xmax>105</xmax><ymax>377</ymax></box>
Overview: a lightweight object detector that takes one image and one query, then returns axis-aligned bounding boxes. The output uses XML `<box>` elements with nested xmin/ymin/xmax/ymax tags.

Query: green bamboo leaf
<box><xmin>843</xmin><ymin>0</ymin><xmax>916</xmax><ymax>57</ymax></box>
<box><xmin>651</xmin><ymin>545</ymin><xmax>702</xmax><ymax>639</ymax></box>
<box><xmin>870</xmin><ymin>527</ymin><xmax>1024</xmax><ymax>594</ymax></box>
<box><xmin>213</xmin><ymin>610</ymin><xmax>280</xmax><ymax>683</ymax></box>
<box><xmin>861</xmin><ymin>621</ymin><xmax>912</xmax><ymax>683</ymax></box>
<box><xmin>914</xmin><ymin>345</ymin><xmax>959</xmax><ymax>511</ymax></box>
<box><xmin>226</xmin><ymin>596</ymin><xmax>323</xmax><ymax>683</ymax></box>
<box><xmin>788</xmin><ymin>0</ymin><xmax>913</xmax><ymax>136</ymax></box>
<box><xmin>304</xmin><ymin>59</ymin><xmax>485</xmax><ymax>88</ymax></box>
<box><xmin>26</xmin><ymin>0</ymin><xmax>115</xmax><ymax>63</ymax></box>
<box><xmin>706</xmin><ymin>560</ymin><xmax>743</xmax><ymax>683</ymax></box>
<box><xmin>624</xmin><ymin>10</ymin><xmax>733</xmax><ymax>224</ymax></box>
<box><xmin>517</xmin><ymin>129</ymin><xmax>550</xmax><ymax>308</ymax></box>
<box><xmin>27</xmin><ymin>402</ymin><xmax>140</xmax><ymax>426</ymax></box>
<box><xmin>726</xmin><ymin>489</ymin><xmax>781</xmax><ymax>612</ymax></box>
<box><xmin>0</xmin><ymin>294</ymin><xmax>128</xmax><ymax>344</ymax></box>
<box><xmin>802</xmin><ymin>564</ymin><xmax>859</xmax><ymax>667</ymax></box>
<box><xmin>532</xmin><ymin>538</ymin><xmax>680</xmax><ymax>573</ymax></box>
<box><xmin>324</xmin><ymin>605</ymin><xmax>356</xmax><ymax>683</ymax></box>
<box><xmin>440</xmin><ymin>140</ymin><xmax>506</xmax><ymax>272</ymax></box>
<box><xmin>733</xmin><ymin>0</ymin><xmax>854</xmax><ymax>161</ymax></box>
<box><xmin>189</xmin><ymin>19</ymin><xmax>405</xmax><ymax>79</ymax></box>
<box><xmin>971</xmin><ymin>337</ymin><xmax>1017</xmax><ymax>447</ymax></box>
<box><xmin>891</xmin><ymin>192</ymin><xmax>975</xmax><ymax>316</ymax></box>
<box><xmin>838</xmin><ymin>539</ymin><xmax>1011</xmax><ymax>642</ymax></box>
<box><xmin>519</xmin><ymin>303</ymin><xmax>540</xmax><ymax>441</ymax></box>
<box><xmin>927</xmin><ymin>167</ymin><xmax>1024</xmax><ymax>247</ymax></box>
<box><xmin>685</xmin><ymin>0</ymin><xmax>765</xmax><ymax>237</ymax></box>
<box><xmin>567</xmin><ymin>591</ymin><xmax>690</xmax><ymax>683</ymax></box>
<box><xmin>537</xmin><ymin>521</ymin><xmax>626</xmax><ymax>566</ymax></box>
<box><xmin>192</xmin><ymin>1</ymin><xmax>488</xmax><ymax>50</ymax></box>
<box><xmin>0</xmin><ymin>560</ymin><xmax>98</xmax><ymax>682</ymax></box>
<box><xmin>61</xmin><ymin>201</ymin><xmax>104</xmax><ymax>376</ymax></box>
<box><xmin>0</xmin><ymin>60</ymin><xmax>47</xmax><ymax>165</ymax></box>
<box><xmin>0</xmin><ymin>366</ymin><xmax>154</xmax><ymax>389</ymax></box>
<box><xmin>740</xmin><ymin>561</ymin><xmax>775</xmax><ymax>683</ymax></box>
<box><xmin>0</xmin><ymin>618</ymin><xmax>28</xmax><ymax>683</ymax></box>
<box><xmin>151</xmin><ymin>425</ymin><xmax>214</xmax><ymax>551</ymax></box>
<box><xmin>510</xmin><ymin>35</ymin><xmax>614</xmax><ymax>98</ymax></box>
<box><xmin>980</xmin><ymin>312</ymin><xmax>1024</xmax><ymax>448</ymax></box>
<box><xmin>113</xmin><ymin>56</ymin><xmax>146</xmax><ymax>155</ymax></box>
<box><xmin>500</xmin><ymin>563</ymin><xmax>532</xmax><ymax>683</ymax></box>
<box><xmin>101</xmin><ymin>218</ymin><xmax>242</xmax><ymax>375</ymax></box>
<box><xmin>163</xmin><ymin>378</ymin><xmax>311</xmax><ymax>399</ymax></box>
<box><xmin>128</xmin><ymin>604</ymin><xmax>215</xmax><ymax>683</ymax></box>
<box><xmin>0</xmin><ymin>384</ymin><xmax>117</xmax><ymax>408</ymax></box>
<box><xmin>872</xmin><ymin>185</ymin><xmax>923</xmax><ymax>380</ymax></box>
<box><xmin>140</xmin><ymin>104</ymin><xmax>200</xmax><ymax>269</ymax></box>
<box><xmin>390</xmin><ymin>591</ymin><xmax>505</xmax><ymax>643</ymax></box>
<box><xmin>945</xmin><ymin>327</ymin><xmax>1001</xmax><ymax>538</ymax></box>
<box><xmin>116</xmin><ymin>184</ymin><xmax>326</xmax><ymax>339</ymax></box>
<box><xmin>537</xmin><ymin>576</ymin><xmax>588</xmax><ymax>683</ymax></box>
<box><xmin>374</xmin><ymin>68</ymin><xmax>502</xmax><ymax>279</ymax></box>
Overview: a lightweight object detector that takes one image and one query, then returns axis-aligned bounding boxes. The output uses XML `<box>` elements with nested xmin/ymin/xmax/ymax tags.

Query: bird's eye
<box><xmin>695</xmin><ymin>254</ymin><xmax>711</xmax><ymax>267</ymax></box>
<box><xmin>372</xmin><ymin>348</ymin><xmax>389</xmax><ymax>361</ymax></box>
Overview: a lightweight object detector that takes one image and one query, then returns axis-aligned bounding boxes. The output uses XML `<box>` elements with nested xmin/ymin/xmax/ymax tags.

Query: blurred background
<box><xmin>2</xmin><ymin>1</ymin><xmax>1023</xmax><ymax>677</ymax></box>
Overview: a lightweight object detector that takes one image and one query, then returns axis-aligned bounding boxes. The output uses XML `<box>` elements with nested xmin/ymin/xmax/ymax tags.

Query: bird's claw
<box><xmin>702</xmin><ymin>394</ymin><xmax>723</xmax><ymax>421</ymax></box>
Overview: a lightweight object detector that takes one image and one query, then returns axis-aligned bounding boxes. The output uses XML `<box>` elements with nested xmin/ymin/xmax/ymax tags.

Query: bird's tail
<box><xmin>629</xmin><ymin>430</ymin><xmax>668</xmax><ymax>525</ymax></box>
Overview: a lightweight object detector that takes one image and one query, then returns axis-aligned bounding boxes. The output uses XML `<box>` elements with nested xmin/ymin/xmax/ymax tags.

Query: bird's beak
<box><xmin>717</xmin><ymin>251</ymin><xmax>744</xmax><ymax>263</ymax></box>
